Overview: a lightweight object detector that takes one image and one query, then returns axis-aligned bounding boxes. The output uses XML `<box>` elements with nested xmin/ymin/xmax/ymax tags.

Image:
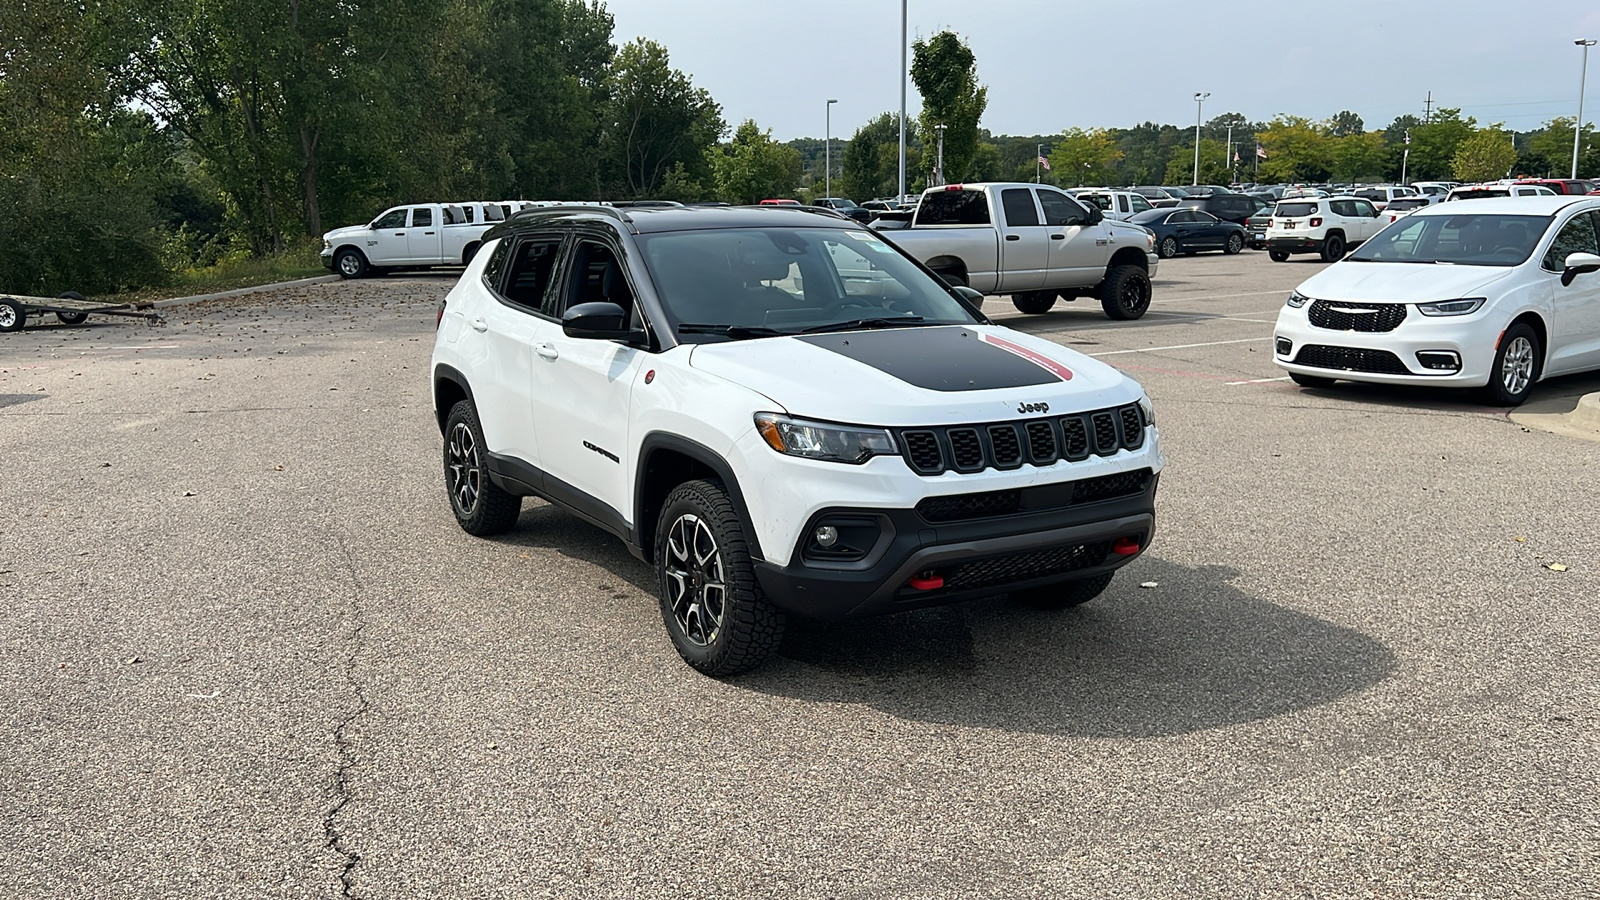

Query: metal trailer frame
<box><xmin>0</xmin><ymin>292</ymin><xmax>164</xmax><ymax>332</ymax></box>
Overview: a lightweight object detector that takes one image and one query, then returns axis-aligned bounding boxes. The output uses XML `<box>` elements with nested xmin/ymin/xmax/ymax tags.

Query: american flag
<box><xmin>1038</xmin><ymin>155</ymin><xmax>1051</xmax><ymax>171</ymax></box>
<box><xmin>1256</xmin><ymin>144</ymin><xmax>1268</xmax><ymax>160</ymax></box>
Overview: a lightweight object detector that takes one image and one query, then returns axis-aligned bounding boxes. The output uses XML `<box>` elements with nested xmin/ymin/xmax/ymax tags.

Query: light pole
<box><xmin>898</xmin><ymin>0</ymin><xmax>907</xmax><ymax>202</ymax></box>
<box><xmin>825</xmin><ymin>98</ymin><xmax>838</xmax><ymax>200</ymax></box>
<box><xmin>1401</xmin><ymin>129</ymin><xmax>1411</xmax><ymax>184</ymax></box>
<box><xmin>934</xmin><ymin>123</ymin><xmax>946</xmax><ymax>186</ymax></box>
<box><xmin>1193</xmin><ymin>92</ymin><xmax>1210</xmax><ymax>186</ymax></box>
<box><xmin>1575</xmin><ymin>39</ymin><xmax>1596</xmax><ymax>179</ymax></box>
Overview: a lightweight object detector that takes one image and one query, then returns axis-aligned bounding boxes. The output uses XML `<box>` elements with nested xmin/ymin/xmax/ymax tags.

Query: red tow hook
<box><xmin>1112</xmin><ymin>537</ymin><xmax>1142</xmax><ymax>556</ymax></box>
<box><xmin>908</xmin><ymin>571</ymin><xmax>945</xmax><ymax>591</ymax></box>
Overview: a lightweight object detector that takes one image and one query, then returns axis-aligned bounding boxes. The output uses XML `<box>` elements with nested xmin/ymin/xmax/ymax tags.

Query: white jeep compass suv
<box><xmin>1266</xmin><ymin>196</ymin><xmax>1385</xmax><ymax>262</ymax></box>
<box><xmin>431</xmin><ymin>205</ymin><xmax>1163</xmax><ymax>675</ymax></box>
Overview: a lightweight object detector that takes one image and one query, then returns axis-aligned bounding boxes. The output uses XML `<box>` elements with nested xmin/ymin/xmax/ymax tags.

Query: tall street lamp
<box><xmin>1193</xmin><ymin>92</ymin><xmax>1211</xmax><ymax>186</ymax></box>
<box><xmin>898</xmin><ymin>0</ymin><xmax>907</xmax><ymax>203</ymax></box>
<box><xmin>934</xmin><ymin>123</ymin><xmax>946</xmax><ymax>186</ymax></box>
<box><xmin>825</xmin><ymin>98</ymin><xmax>838</xmax><ymax>200</ymax></box>
<box><xmin>1576</xmin><ymin>39</ymin><xmax>1596</xmax><ymax>179</ymax></box>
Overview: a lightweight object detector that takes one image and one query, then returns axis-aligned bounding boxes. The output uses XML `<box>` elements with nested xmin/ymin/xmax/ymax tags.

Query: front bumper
<box><xmin>1272</xmin><ymin>303</ymin><xmax>1499</xmax><ymax>386</ymax></box>
<box><xmin>752</xmin><ymin>474</ymin><xmax>1158</xmax><ymax>620</ymax></box>
<box><xmin>319</xmin><ymin>249</ymin><xmax>335</xmax><ymax>270</ymax></box>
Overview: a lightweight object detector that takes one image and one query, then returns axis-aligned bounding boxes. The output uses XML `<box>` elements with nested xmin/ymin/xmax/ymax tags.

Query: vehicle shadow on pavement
<box><xmin>740</xmin><ymin>558</ymin><xmax>1396</xmax><ymax>739</ymax></box>
<box><xmin>501</xmin><ymin>502</ymin><xmax>657</xmax><ymax>592</ymax></box>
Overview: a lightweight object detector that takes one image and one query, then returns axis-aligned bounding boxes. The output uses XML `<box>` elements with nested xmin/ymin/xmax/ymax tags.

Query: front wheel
<box><xmin>1224</xmin><ymin>233</ymin><xmax>1244</xmax><ymax>255</ymax></box>
<box><xmin>1011</xmin><ymin>291</ymin><xmax>1056</xmax><ymax>315</ymax></box>
<box><xmin>655</xmin><ymin>479</ymin><xmax>784</xmax><ymax>676</ymax></box>
<box><xmin>443</xmin><ymin>400</ymin><xmax>521</xmax><ymax>535</ymax></box>
<box><xmin>335</xmin><ymin>248</ymin><xmax>368</xmax><ymax>279</ymax></box>
<box><xmin>1157</xmin><ymin>236</ymin><xmax>1180</xmax><ymax>259</ymax></box>
<box><xmin>1269</xmin><ymin>250</ymin><xmax>1290</xmax><ymax>262</ymax></box>
<box><xmin>1481</xmin><ymin>323</ymin><xmax>1540</xmax><ymax>406</ymax></box>
<box><xmin>1098</xmin><ymin>265</ymin><xmax>1152</xmax><ymax>321</ymax></box>
<box><xmin>1011</xmin><ymin>572</ymin><xmax>1114</xmax><ymax>610</ymax></box>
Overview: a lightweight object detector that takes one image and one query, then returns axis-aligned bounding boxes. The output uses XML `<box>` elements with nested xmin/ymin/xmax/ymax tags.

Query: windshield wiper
<box><xmin>799</xmin><ymin>316</ymin><xmax>926</xmax><ymax>334</ymax></box>
<box><xmin>675</xmin><ymin>323</ymin><xmax>790</xmax><ymax>338</ymax></box>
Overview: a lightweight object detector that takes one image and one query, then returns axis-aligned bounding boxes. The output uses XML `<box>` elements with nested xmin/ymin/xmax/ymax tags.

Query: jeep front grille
<box><xmin>915</xmin><ymin>468</ymin><xmax>1154</xmax><ymax>523</ymax></box>
<box><xmin>938</xmin><ymin>541</ymin><xmax>1113</xmax><ymax>592</ymax></box>
<box><xmin>896</xmin><ymin>404</ymin><xmax>1147</xmax><ymax>476</ymax></box>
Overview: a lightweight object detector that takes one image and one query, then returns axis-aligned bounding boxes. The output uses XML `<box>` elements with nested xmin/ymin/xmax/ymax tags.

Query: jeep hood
<box><xmin>687</xmin><ymin>325</ymin><xmax>1142</xmax><ymax>426</ymax></box>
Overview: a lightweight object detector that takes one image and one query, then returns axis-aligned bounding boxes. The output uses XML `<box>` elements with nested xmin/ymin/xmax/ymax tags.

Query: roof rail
<box><xmin>508</xmin><ymin>203</ymin><xmax>631</xmax><ymax>223</ymax></box>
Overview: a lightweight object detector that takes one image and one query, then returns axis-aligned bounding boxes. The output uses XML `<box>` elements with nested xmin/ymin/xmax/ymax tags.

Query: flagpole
<box><xmin>1036</xmin><ymin>143</ymin><xmax>1042</xmax><ymax>183</ymax></box>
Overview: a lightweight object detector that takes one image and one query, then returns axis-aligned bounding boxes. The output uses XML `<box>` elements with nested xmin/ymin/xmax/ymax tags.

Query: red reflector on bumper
<box><xmin>909</xmin><ymin>573</ymin><xmax>944</xmax><ymax>590</ymax></box>
<box><xmin>1112</xmin><ymin>537</ymin><xmax>1141</xmax><ymax>556</ymax></box>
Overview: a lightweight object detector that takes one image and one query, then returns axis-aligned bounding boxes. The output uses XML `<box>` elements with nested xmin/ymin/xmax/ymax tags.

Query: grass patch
<box><xmin>91</xmin><ymin>244</ymin><xmax>328</xmax><ymax>304</ymax></box>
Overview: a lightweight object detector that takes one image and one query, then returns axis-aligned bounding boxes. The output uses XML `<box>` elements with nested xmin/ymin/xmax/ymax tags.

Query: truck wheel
<box><xmin>0</xmin><ymin>299</ymin><xmax>24</xmax><ymax>332</ymax></box>
<box><xmin>934</xmin><ymin>268</ymin><xmax>968</xmax><ymax>288</ymax></box>
<box><xmin>1320</xmin><ymin>233</ymin><xmax>1345</xmax><ymax>262</ymax></box>
<box><xmin>1011</xmin><ymin>292</ymin><xmax>1055</xmax><ymax>314</ymax></box>
<box><xmin>56</xmin><ymin>312</ymin><xmax>88</xmax><ymax>325</ymax></box>
<box><xmin>443</xmin><ymin>400</ymin><xmax>521</xmax><ymax>536</ymax></box>
<box><xmin>655</xmin><ymin>479</ymin><xmax>784</xmax><ymax>677</ymax></box>
<box><xmin>1224</xmin><ymin>233</ymin><xmax>1244</xmax><ymax>255</ymax></box>
<box><xmin>335</xmin><ymin>248</ymin><xmax>369</xmax><ymax>279</ymax></box>
<box><xmin>1011</xmin><ymin>572</ymin><xmax>1114</xmax><ymax>609</ymax></box>
<box><xmin>1269</xmin><ymin>250</ymin><xmax>1291</xmax><ymax>262</ymax></box>
<box><xmin>1098</xmin><ymin>265</ymin><xmax>1152</xmax><ymax>320</ymax></box>
<box><xmin>1157</xmin><ymin>236</ymin><xmax>1180</xmax><ymax>258</ymax></box>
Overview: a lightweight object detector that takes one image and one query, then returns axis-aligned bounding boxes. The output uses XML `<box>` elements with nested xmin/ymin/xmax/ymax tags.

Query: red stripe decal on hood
<box><xmin>979</xmin><ymin>333</ymin><xmax>1074</xmax><ymax>381</ymax></box>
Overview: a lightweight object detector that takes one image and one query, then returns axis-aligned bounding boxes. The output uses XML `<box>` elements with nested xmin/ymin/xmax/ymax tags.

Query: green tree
<box><xmin>1453</xmin><ymin>128</ymin><xmax>1519</xmax><ymax>181</ymax></box>
<box><xmin>1407</xmin><ymin>108</ymin><xmax>1475</xmax><ymax>181</ymax></box>
<box><xmin>1162</xmin><ymin>138</ymin><xmax>1230</xmax><ymax>185</ymax></box>
<box><xmin>840</xmin><ymin>113</ymin><xmax>919</xmax><ymax>201</ymax></box>
<box><xmin>713</xmin><ymin>120</ymin><xmax>802</xmax><ymax>203</ymax></box>
<box><xmin>1256</xmin><ymin>116</ymin><xmax>1332</xmax><ymax>182</ymax></box>
<box><xmin>599</xmin><ymin>39</ymin><xmax>723</xmax><ymax>199</ymax></box>
<box><xmin>1328</xmin><ymin>132</ymin><xmax>1389</xmax><ymax>182</ymax></box>
<box><xmin>1114</xmin><ymin>122</ymin><xmax>1188</xmax><ymax>184</ymax></box>
<box><xmin>910</xmin><ymin>31</ymin><xmax>988</xmax><ymax>184</ymax></box>
<box><xmin>1049</xmin><ymin>128</ymin><xmax>1124</xmax><ymax>186</ymax></box>
<box><xmin>1526</xmin><ymin>117</ymin><xmax>1596</xmax><ymax>177</ymax></box>
<box><xmin>1328</xmin><ymin>110</ymin><xmax>1365</xmax><ymax>137</ymax></box>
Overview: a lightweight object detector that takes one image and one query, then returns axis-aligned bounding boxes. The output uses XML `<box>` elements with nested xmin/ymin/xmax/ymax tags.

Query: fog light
<box><xmin>814</xmin><ymin>525</ymin><xmax>839</xmax><ymax>548</ymax></box>
<box><xmin>1276</xmin><ymin>337</ymin><xmax>1292</xmax><ymax>356</ymax></box>
<box><xmin>1415</xmin><ymin>350</ymin><xmax>1461</xmax><ymax>372</ymax></box>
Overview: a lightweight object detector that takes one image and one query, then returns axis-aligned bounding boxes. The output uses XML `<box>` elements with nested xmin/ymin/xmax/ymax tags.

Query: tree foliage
<box><xmin>1452</xmin><ymin>128</ymin><xmax>1518</xmax><ymax>182</ymax></box>
<box><xmin>910</xmin><ymin>31</ymin><xmax>987</xmax><ymax>184</ymax></box>
<box><xmin>1048</xmin><ymin>129</ymin><xmax>1123</xmax><ymax>187</ymax></box>
<box><xmin>840</xmin><ymin>113</ymin><xmax>919</xmax><ymax>201</ymax></box>
<box><xmin>713</xmin><ymin>120</ymin><xmax>801</xmax><ymax>204</ymax></box>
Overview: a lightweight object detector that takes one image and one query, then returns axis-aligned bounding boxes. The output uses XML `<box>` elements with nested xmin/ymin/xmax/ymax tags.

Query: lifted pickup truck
<box><xmin>321</xmin><ymin>203</ymin><xmax>496</xmax><ymax>278</ymax></box>
<box><xmin>876</xmin><ymin>183</ymin><xmax>1160</xmax><ymax>319</ymax></box>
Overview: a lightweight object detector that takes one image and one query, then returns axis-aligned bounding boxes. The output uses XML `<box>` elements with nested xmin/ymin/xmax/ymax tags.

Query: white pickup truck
<box><xmin>876</xmin><ymin>183</ymin><xmax>1160</xmax><ymax>319</ymax></box>
<box><xmin>321</xmin><ymin>203</ymin><xmax>499</xmax><ymax>278</ymax></box>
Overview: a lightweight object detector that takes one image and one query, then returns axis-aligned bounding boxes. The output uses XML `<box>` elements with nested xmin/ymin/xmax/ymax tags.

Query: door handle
<box><xmin>470</xmin><ymin>318</ymin><xmax>488</xmax><ymax>332</ymax></box>
<box><xmin>1050</xmin><ymin>234</ymin><xmax>1065</xmax><ymax>240</ymax></box>
<box><xmin>534</xmin><ymin>342</ymin><xmax>560</xmax><ymax>361</ymax></box>
<box><xmin>424</xmin><ymin>231</ymin><xmax>435</xmax><ymax>235</ymax></box>
<box><xmin>1004</xmin><ymin>234</ymin><xmax>1021</xmax><ymax>241</ymax></box>
<box><xmin>395</xmin><ymin>232</ymin><xmax>405</xmax><ymax>236</ymax></box>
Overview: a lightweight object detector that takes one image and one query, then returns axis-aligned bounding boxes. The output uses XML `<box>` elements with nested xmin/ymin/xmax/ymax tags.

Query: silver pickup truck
<box><xmin>876</xmin><ymin>183</ymin><xmax>1160</xmax><ymax>319</ymax></box>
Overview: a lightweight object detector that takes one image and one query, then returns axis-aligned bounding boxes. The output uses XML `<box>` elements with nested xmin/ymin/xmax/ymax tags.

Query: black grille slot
<box><xmin>1119</xmin><ymin>406</ymin><xmax>1144</xmax><ymax>449</ymax></box>
<box><xmin>941</xmin><ymin>542</ymin><xmax>1112</xmax><ymax>592</ymax></box>
<box><xmin>1061</xmin><ymin>417</ymin><xmax>1088</xmax><ymax>460</ymax></box>
<box><xmin>901</xmin><ymin>430</ymin><xmax>944</xmax><ymax>474</ymax></box>
<box><xmin>1025</xmin><ymin>421</ymin><xmax>1056</xmax><ymax>463</ymax></box>
<box><xmin>1308</xmin><ymin>300</ymin><xmax>1406</xmax><ymax>333</ymax></box>
<box><xmin>916</xmin><ymin>490</ymin><xmax>1021</xmax><ymax>523</ymax></box>
<box><xmin>1091</xmin><ymin>412</ymin><xmax>1119</xmax><ymax>455</ymax></box>
<box><xmin>1293</xmin><ymin>344</ymin><xmax>1410</xmax><ymax>374</ymax></box>
<box><xmin>988</xmin><ymin>425</ymin><xmax>1022</xmax><ymax>468</ymax></box>
<box><xmin>948</xmin><ymin>428</ymin><xmax>984</xmax><ymax>471</ymax></box>
<box><xmin>1073</xmin><ymin>469</ymin><xmax>1153</xmax><ymax>504</ymax></box>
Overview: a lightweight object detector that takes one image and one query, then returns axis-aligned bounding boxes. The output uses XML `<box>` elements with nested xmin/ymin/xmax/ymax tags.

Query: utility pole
<box><xmin>1576</xmin><ymin>40</ymin><xmax>1596</xmax><ymax>179</ymax></box>
<box><xmin>897</xmin><ymin>0</ymin><xmax>907</xmax><ymax>203</ymax></box>
<box><xmin>824</xmin><ymin>99</ymin><xmax>838</xmax><ymax>200</ymax></box>
<box><xmin>1193</xmin><ymin>92</ymin><xmax>1210</xmax><ymax>185</ymax></box>
<box><xmin>1401</xmin><ymin>130</ymin><xmax>1411</xmax><ymax>184</ymax></box>
<box><xmin>1225</xmin><ymin>124</ymin><xmax>1233</xmax><ymax>182</ymax></box>
<box><xmin>1424</xmin><ymin>91</ymin><xmax>1433</xmax><ymax>124</ymax></box>
<box><xmin>934</xmin><ymin>123</ymin><xmax>946</xmax><ymax>187</ymax></box>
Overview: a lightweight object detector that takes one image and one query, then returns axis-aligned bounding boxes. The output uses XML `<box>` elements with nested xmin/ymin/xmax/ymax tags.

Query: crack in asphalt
<box><xmin>324</xmin><ymin>534</ymin><xmax>372</xmax><ymax>899</ymax></box>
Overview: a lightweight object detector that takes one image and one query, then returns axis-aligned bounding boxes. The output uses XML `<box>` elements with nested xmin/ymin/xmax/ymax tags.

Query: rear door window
<box><xmin>411</xmin><ymin>207</ymin><xmax>433</xmax><ymax>228</ymax></box>
<box><xmin>1000</xmin><ymin>188</ymin><xmax>1041</xmax><ymax>227</ymax></box>
<box><xmin>501</xmin><ymin>236</ymin><xmax>565</xmax><ymax>312</ymax></box>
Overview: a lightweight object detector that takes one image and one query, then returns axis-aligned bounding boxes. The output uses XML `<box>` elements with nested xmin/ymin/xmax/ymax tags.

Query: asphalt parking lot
<box><xmin>3</xmin><ymin>253</ymin><xmax>1597</xmax><ymax>898</ymax></box>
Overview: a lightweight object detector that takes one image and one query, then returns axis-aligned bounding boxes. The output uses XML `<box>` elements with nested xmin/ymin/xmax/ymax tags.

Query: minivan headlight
<box><xmin>754</xmin><ymin>413</ymin><xmax>897</xmax><ymax>464</ymax></box>
<box><xmin>1416</xmin><ymin>298</ymin><xmax>1485</xmax><ymax>317</ymax></box>
<box><xmin>1286</xmin><ymin>291</ymin><xmax>1310</xmax><ymax>308</ymax></box>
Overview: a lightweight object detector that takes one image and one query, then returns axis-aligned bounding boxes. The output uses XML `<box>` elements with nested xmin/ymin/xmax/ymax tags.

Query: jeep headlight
<box><xmin>754</xmin><ymin>413</ymin><xmax>897</xmax><ymax>464</ymax></box>
<box><xmin>1138</xmin><ymin>395</ymin><xmax>1155</xmax><ymax>427</ymax></box>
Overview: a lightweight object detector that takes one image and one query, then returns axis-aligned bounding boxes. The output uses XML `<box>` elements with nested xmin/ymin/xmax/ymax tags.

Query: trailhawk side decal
<box><xmin>978</xmin><ymin>333</ymin><xmax>1074</xmax><ymax>382</ymax></box>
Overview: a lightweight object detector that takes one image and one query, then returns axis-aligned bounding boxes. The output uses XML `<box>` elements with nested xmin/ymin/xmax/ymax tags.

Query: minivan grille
<box><xmin>1293</xmin><ymin>344</ymin><xmax>1410</xmax><ymax>374</ymax></box>
<box><xmin>1308</xmin><ymin>300</ymin><xmax>1406</xmax><ymax>333</ymax></box>
<box><xmin>895</xmin><ymin>404</ymin><xmax>1147</xmax><ymax>476</ymax></box>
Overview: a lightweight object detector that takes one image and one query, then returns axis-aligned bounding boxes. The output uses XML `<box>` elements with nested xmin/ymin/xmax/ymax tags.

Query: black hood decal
<box><xmin>796</xmin><ymin>327</ymin><xmax>1064</xmax><ymax>392</ymax></box>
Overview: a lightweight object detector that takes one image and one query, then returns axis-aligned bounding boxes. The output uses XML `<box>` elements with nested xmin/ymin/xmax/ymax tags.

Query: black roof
<box><xmin>487</xmin><ymin>204</ymin><xmax>860</xmax><ymax>240</ymax></box>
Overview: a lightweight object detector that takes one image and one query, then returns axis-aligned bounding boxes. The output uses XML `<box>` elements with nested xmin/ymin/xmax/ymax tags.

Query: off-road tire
<box><xmin>1289</xmin><ymin>372</ymin><xmax>1337</xmax><ymax>389</ymax></box>
<box><xmin>1098</xmin><ymin>265</ymin><xmax>1152</xmax><ymax>320</ymax></box>
<box><xmin>1011</xmin><ymin>572</ymin><xmax>1115</xmax><ymax>610</ymax></box>
<box><xmin>655</xmin><ymin>479</ymin><xmax>784</xmax><ymax>677</ymax></box>
<box><xmin>1011</xmin><ymin>291</ymin><xmax>1056</xmax><ymax>315</ymax></box>
<box><xmin>1480</xmin><ymin>323</ymin><xmax>1540</xmax><ymax>406</ymax></box>
<box><xmin>1269</xmin><ymin>250</ymin><xmax>1291</xmax><ymax>262</ymax></box>
<box><xmin>335</xmin><ymin>248</ymin><xmax>369</xmax><ymax>279</ymax></box>
<box><xmin>1320</xmin><ymin>233</ymin><xmax>1346</xmax><ymax>262</ymax></box>
<box><xmin>443</xmin><ymin>400</ymin><xmax>521</xmax><ymax>536</ymax></box>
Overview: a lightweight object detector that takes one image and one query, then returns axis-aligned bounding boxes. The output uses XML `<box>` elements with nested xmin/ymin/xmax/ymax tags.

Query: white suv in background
<box><xmin>1265</xmin><ymin>196</ymin><xmax>1385</xmax><ymax>262</ymax></box>
<box><xmin>1070</xmin><ymin>189</ymin><xmax>1155</xmax><ymax>221</ymax></box>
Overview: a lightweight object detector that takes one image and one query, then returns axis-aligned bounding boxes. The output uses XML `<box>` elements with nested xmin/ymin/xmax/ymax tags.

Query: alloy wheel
<box><xmin>1501</xmin><ymin>335</ymin><xmax>1535</xmax><ymax>397</ymax></box>
<box><xmin>1120</xmin><ymin>275</ymin><xmax>1151</xmax><ymax>316</ymax></box>
<box><xmin>0</xmin><ymin>305</ymin><xmax>16</xmax><ymax>329</ymax></box>
<box><xmin>338</xmin><ymin>254</ymin><xmax>362</xmax><ymax>277</ymax></box>
<box><xmin>447</xmin><ymin>421</ymin><xmax>481</xmax><ymax>514</ymax></box>
<box><xmin>663</xmin><ymin>513</ymin><xmax>726</xmax><ymax>647</ymax></box>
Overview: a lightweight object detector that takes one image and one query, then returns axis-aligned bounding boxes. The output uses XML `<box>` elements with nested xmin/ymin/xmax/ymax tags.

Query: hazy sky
<box><xmin>602</xmin><ymin>0</ymin><xmax>1600</xmax><ymax>140</ymax></box>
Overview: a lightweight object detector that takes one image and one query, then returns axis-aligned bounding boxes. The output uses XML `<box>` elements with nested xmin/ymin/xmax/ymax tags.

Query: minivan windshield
<box><xmin>1346</xmin><ymin>213</ymin><xmax>1552</xmax><ymax>266</ymax></box>
<box><xmin>636</xmin><ymin>227</ymin><xmax>980</xmax><ymax>341</ymax></box>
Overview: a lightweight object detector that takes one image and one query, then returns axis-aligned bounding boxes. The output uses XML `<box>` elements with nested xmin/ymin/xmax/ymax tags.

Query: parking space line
<box><xmin>1225</xmin><ymin>376</ymin><xmax>1292</xmax><ymax>385</ymax></box>
<box><xmin>1088</xmin><ymin>337</ymin><xmax>1270</xmax><ymax>357</ymax></box>
<box><xmin>1152</xmin><ymin>289</ymin><xmax>1289</xmax><ymax>305</ymax></box>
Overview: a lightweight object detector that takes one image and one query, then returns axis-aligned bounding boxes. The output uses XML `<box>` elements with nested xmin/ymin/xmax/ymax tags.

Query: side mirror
<box><xmin>562</xmin><ymin>301</ymin><xmax>643</xmax><ymax>341</ymax></box>
<box><xmin>1085</xmin><ymin>206</ymin><xmax>1104</xmax><ymax>226</ymax></box>
<box><xmin>1561</xmin><ymin>251</ymin><xmax>1600</xmax><ymax>287</ymax></box>
<box><xmin>950</xmin><ymin>285</ymin><xmax>985</xmax><ymax>305</ymax></box>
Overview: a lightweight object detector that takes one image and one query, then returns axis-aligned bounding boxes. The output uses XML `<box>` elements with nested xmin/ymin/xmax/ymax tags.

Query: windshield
<box><xmin>636</xmin><ymin>227</ymin><xmax>979</xmax><ymax>341</ymax></box>
<box><xmin>1347</xmin><ymin>213</ymin><xmax>1551</xmax><ymax>266</ymax></box>
<box><xmin>1275</xmin><ymin>202</ymin><xmax>1319</xmax><ymax>217</ymax></box>
<box><xmin>1077</xmin><ymin>193</ymin><xmax>1113</xmax><ymax>210</ymax></box>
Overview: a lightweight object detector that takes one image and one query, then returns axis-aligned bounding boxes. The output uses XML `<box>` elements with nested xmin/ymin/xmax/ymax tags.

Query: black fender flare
<box><xmin>634</xmin><ymin>432</ymin><xmax>763</xmax><ymax>562</ymax></box>
<box><xmin>432</xmin><ymin>364</ymin><xmax>476</xmax><ymax>434</ymax></box>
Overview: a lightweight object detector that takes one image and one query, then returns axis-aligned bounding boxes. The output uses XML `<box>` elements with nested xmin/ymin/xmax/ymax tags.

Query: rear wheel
<box><xmin>655</xmin><ymin>479</ymin><xmax>784</xmax><ymax>676</ymax></box>
<box><xmin>1011</xmin><ymin>572</ymin><xmax>1115</xmax><ymax>610</ymax></box>
<box><xmin>1481</xmin><ymin>323</ymin><xmax>1540</xmax><ymax>406</ymax></box>
<box><xmin>443</xmin><ymin>400</ymin><xmax>521</xmax><ymax>536</ymax></box>
<box><xmin>1320</xmin><ymin>233</ymin><xmax>1346</xmax><ymax>262</ymax></box>
<box><xmin>1224</xmin><ymin>233</ymin><xmax>1244</xmax><ymax>254</ymax></box>
<box><xmin>0</xmin><ymin>299</ymin><xmax>23</xmax><ymax>332</ymax></box>
<box><xmin>1269</xmin><ymin>250</ymin><xmax>1291</xmax><ymax>262</ymax></box>
<box><xmin>1289</xmin><ymin>372</ymin><xmax>1337</xmax><ymax>388</ymax></box>
<box><xmin>934</xmin><ymin>268</ymin><xmax>968</xmax><ymax>288</ymax></box>
<box><xmin>1157</xmin><ymin>236</ymin><xmax>1180</xmax><ymax>258</ymax></box>
<box><xmin>1011</xmin><ymin>291</ymin><xmax>1056</xmax><ymax>314</ymax></box>
<box><xmin>55</xmin><ymin>312</ymin><xmax>87</xmax><ymax>325</ymax></box>
<box><xmin>1098</xmin><ymin>265</ymin><xmax>1152</xmax><ymax>320</ymax></box>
